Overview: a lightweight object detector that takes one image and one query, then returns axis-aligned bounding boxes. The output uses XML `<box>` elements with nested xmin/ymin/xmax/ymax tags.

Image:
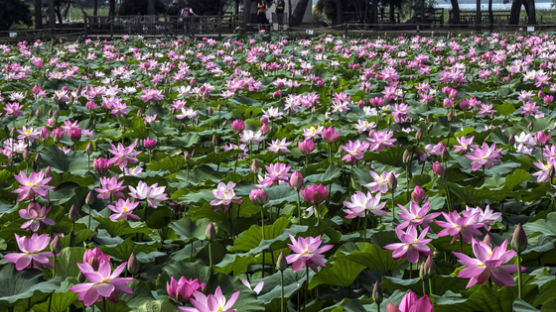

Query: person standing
<box><xmin>275</xmin><ymin>0</ymin><xmax>285</xmax><ymax>30</ymax></box>
<box><xmin>180</xmin><ymin>4</ymin><xmax>196</xmax><ymax>37</ymax></box>
<box><xmin>256</xmin><ymin>0</ymin><xmax>268</xmax><ymax>30</ymax></box>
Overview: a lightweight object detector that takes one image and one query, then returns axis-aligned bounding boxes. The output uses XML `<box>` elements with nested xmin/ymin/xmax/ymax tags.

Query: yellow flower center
<box><xmin>122</xmin><ymin>206</ymin><xmax>128</xmax><ymax>212</ymax></box>
<box><xmin>25</xmin><ymin>129</ymin><xmax>31</xmax><ymax>135</ymax></box>
<box><xmin>25</xmin><ymin>181</ymin><xmax>38</xmax><ymax>188</ymax></box>
<box><xmin>303</xmin><ymin>244</ymin><xmax>311</xmax><ymax>255</ymax></box>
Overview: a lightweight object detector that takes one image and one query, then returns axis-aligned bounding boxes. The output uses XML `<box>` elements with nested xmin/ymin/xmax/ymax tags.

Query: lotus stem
<box><xmin>260</xmin><ymin>205</ymin><xmax>265</xmax><ymax>241</ymax></box>
<box><xmin>208</xmin><ymin>241</ymin><xmax>213</xmax><ymax>269</ymax></box>
<box><xmin>280</xmin><ymin>269</ymin><xmax>285</xmax><ymax>312</ymax></box>
<box><xmin>517</xmin><ymin>252</ymin><xmax>523</xmax><ymax>299</ymax></box>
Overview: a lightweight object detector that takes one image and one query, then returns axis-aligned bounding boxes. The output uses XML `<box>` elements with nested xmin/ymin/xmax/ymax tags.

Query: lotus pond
<box><xmin>0</xmin><ymin>32</ymin><xmax>555</xmax><ymax>312</ymax></box>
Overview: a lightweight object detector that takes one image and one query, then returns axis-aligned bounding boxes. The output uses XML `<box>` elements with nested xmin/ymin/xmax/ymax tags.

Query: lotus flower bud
<box><xmin>535</xmin><ymin>131</ymin><xmax>550</xmax><ymax>146</ymax></box>
<box><xmin>432</xmin><ymin>161</ymin><xmax>444</xmax><ymax>177</ymax></box>
<box><xmin>217</xmin><ymin>104</ymin><xmax>222</xmax><ymax>111</ymax></box>
<box><xmin>447</xmin><ymin>110</ymin><xmax>454</xmax><ymax>121</ymax></box>
<box><xmin>402</xmin><ymin>149</ymin><xmax>411</xmax><ymax>164</ymax></box>
<box><xmin>45</xmin><ymin>166</ymin><xmax>51</xmax><ymax>177</ymax></box>
<box><xmin>184</xmin><ymin>151</ymin><xmax>191</xmax><ymax>162</ymax></box>
<box><xmin>69</xmin><ymin>204</ymin><xmax>79</xmax><ymax>222</ymax></box>
<box><xmin>231</xmin><ymin>120</ymin><xmax>245</xmax><ymax>133</ymax></box>
<box><xmin>511</xmin><ymin>223</ymin><xmax>527</xmax><ymax>253</ymax></box>
<box><xmin>387</xmin><ymin>172</ymin><xmax>397</xmax><ymax>190</ymax></box>
<box><xmin>34</xmin><ymin>153</ymin><xmax>41</xmax><ymax>163</ymax></box>
<box><xmin>50</xmin><ymin>235</ymin><xmax>62</xmax><ymax>253</ymax></box>
<box><xmin>143</xmin><ymin>137</ymin><xmax>157</xmax><ymax>149</ymax></box>
<box><xmin>276</xmin><ymin>252</ymin><xmax>287</xmax><ymax>271</ymax></box>
<box><xmin>508</xmin><ymin>133</ymin><xmax>515</xmax><ymax>145</ymax></box>
<box><xmin>289</xmin><ymin>170</ymin><xmax>304</xmax><ymax>191</ymax></box>
<box><xmin>249</xmin><ymin>188</ymin><xmax>269</xmax><ymax>206</ymax></box>
<box><xmin>372</xmin><ymin>281</ymin><xmax>383</xmax><ymax>305</ymax></box>
<box><xmin>260</xmin><ymin>122</ymin><xmax>270</xmax><ymax>134</ymax></box>
<box><xmin>137</xmin><ymin>109</ymin><xmax>143</xmax><ymax>117</ymax></box>
<box><xmin>528</xmin><ymin>122</ymin><xmax>533</xmax><ymax>131</ymax></box>
<box><xmin>483</xmin><ymin>233</ymin><xmax>493</xmax><ymax>247</ymax></box>
<box><xmin>10</xmin><ymin>128</ymin><xmax>16</xmax><ymax>137</ymax></box>
<box><xmin>251</xmin><ymin>159</ymin><xmax>260</xmax><ymax>174</ymax></box>
<box><xmin>53</xmin><ymin>109</ymin><xmax>60</xmax><ymax>119</ymax></box>
<box><xmin>22</xmin><ymin>148</ymin><xmax>29</xmax><ymax>160</ymax></box>
<box><xmin>205</xmin><ymin>222</ymin><xmax>216</xmax><ymax>241</ymax></box>
<box><xmin>85</xmin><ymin>191</ymin><xmax>94</xmax><ymax>206</ymax></box>
<box><xmin>127</xmin><ymin>252</ymin><xmax>139</xmax><ymax>274</ymax></box>
<box><xmin>208</xmin><ymin>107</ymin><xmax>213</xmax><ymax>115</ymax></box>
<box><xmin>212</xmin><ymin>135</ymin><xmax>217</xmax><ymax>145</ymax></box>
<box><xmin>411</xmin><ymin>185</ymin><xmax>426</xmax><ymax>203</ymax></box>
<box><xmin>47</xmin><ymin>117</ymin><xmax>56</xmax><ymax>128</ymax></box>
<box><xmin>86</xmin><ymin>142</ymin><xmax>93</xmax><ymax>155</ymax></box>
<box><xmin>40</xmin><ymin>127</ymin><xmax>50</xmax><ymax>139</ymax></box>
<box><xmin>298</xmin><ymin>139</ymin><xmax>315</xmax><ymax>155</ymax></box>
<box><xmin>416</xmin><ymin>129</ymin><xmax>422</xmax><ymax>140</ymax></box>
<box><xmin>419</xmin><ymin>255</ymin><xmax>435</xmax><ymax>280</ymax></box>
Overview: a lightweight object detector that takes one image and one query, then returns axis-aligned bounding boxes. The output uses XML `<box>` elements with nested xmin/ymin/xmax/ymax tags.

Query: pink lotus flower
<box><xmin>286</xmin><ymin>235</ymin><xmax>333</xmax><ymax>272</ymax></box>
<box><xmin>143</xmin><ymin>137</ymin><xmax>157</xmax><ymax>149</ymax></box>
<box><xmin>365</xmin><ymin>170</ymin><xmax>399</xmax><ymax>194</ymax></box>
<box><xmin>257</xmin><ymin>162</ymin><xmax>291</xmax><ymax>188</ymax></box>
<box><xmin>210</xmin><ymin>182</ymin><xmax>242</xmax><ymax>211</ymax></box>
<box><xmin>70</xmin><ymin>259</ymin><xmax>133</xmax><ymax>306</ymax></box>
<box><xmin>301</xmin><ymin>184</ymin><xmax>328</xmax><ymax>204</ymax></box>
<box><xmin>167</xmin><ymin>276</ymin><xmax>206</xmax><ymax>302</ymax></box>
<box><xmin>343</xmin><ymin>191</ymin><xmax>387</xmax><ymax>218</ymax></box>
<box><xmin>397</xmin><ymin>201</ymin><xmax>440</xmax><ymax>230</ymax></box>
<box><xmin>322</xmin><ymin>126</ymin><xmax>340</xmax><ymax>143</ymax></box>
<box><xmin>289</xmin><ymin>170</ymin><xmax>304</xmax><ymax>191</ymax></box>
<box><xmin>454</xmin><ymin>136</ymin><xmax>474</xmax><ymax>153</ymax></box>
<box><xmin>386</xmin><ymin>291</ymin><xmax>433</xmax><ymax>312</ymax></box>
<box><xmin>18</xmin><ymin>202</ymin><xmax>55</xmax><ymax>232</ymax></box>
<box><xmin>453</xmin><ymin>239</ymin><xmax>520</xmax><ymax>288</ymax></box>
<box><xmin>340</xmin><ymin>140</ymin><xmax>369</xmax><ymax>163</ymax></box>
<box><xmin>4</xmin><ymin>233</ymin><xmax>53</xmax><ymax>270</ymax></box>
<box><xmin>94</xmin><ymin>157</ymin><xmax>111</xmax><ymax>173</ymax></box>
<box><xmin>241</xmin><ymin>279</ymin><xmax>264</xmax><ymax>295</ymax></box>
<box><xmin>95</xmin><ymin>176</ymin><xmax>126</xmax><ymax>201</ymax></box>
<box><xmin>532</xmin><ymin>159</ymin><xmax>554</xmax><ymax>183</ymax></box>
<box><xmin>13</xmin><ymin>170</ymin><xmax>54</xmax><ymax>201</ymax></box>
<box><xmin>462</xmin><ymin>205</ymin><xmax>501</xmax><ymax>231</ymax></box>
<box><xmin>298</xmin><ymin>139</ymin><xmax>315</xmax><ymax>154</ymax></box>
<box><xmin>267</xmin><ymin>138</ymin><xmax>292</xmax><ymax>154</ymax></box>
<box><xmin>108</xmin><ymin>141</ymin><xmax>141</xmax><ymax>169</ymax></box>
<box><xmin>108</xmin><ymin>198</ymin><xmax>140</xmax><ymax>221</ymax></box>
<box><xmin>436</xmin><ymin>211</ymin><xmax>483</xmax><ymax>244</ymax></box>
<box><xmin>384</xmin><ymin>226</ymin><xmax>432</xmax><ymax>264</ymax></box>
<box><xmin>128</xmin><ymin>181</ymin><xmax>168</xmax><ymax>208</ymax></box>
<box><xmin>465</xmin><ymin>142</ymin><xmax>503</xmax><ymax>171</ymax></box>
<box><xmin>231</xmin><ymin>120</ymin><xmax>245</xmax><ymax>133</ymax></box>
<box><xmin>367</xmin><ymin>130</ymin><xmax>396</xmax><ymax>152</ymax></box>
<box><xmin>178</xmin><ymin>286</ymin><xmax>240</xmax><ymax>312</ymax></box>
<box><xmin>83</xmin><ymin>248</ymin><xmax>110</xmax><ymax>270</ymax></box>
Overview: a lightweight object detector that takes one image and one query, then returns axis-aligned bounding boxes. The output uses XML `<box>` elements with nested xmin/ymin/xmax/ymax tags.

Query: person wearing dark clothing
<box><xmin>257</xmin><ymin>0</ymin><xmax>268</xmax><ymax>28</ymax></box>
<box><xmin>180</xmin><ymin>6</ymin><xmax>196</xmax><ymax>37</ymax></box>
<box><xmin>275</xmin><ymin>0</ymin><xmax>285</xmax><ymax>29</ymax></box>
<box><xmin>167</xmin><ymin>1</ymin><xmax>180</xmax><ymax>16</ymax></box>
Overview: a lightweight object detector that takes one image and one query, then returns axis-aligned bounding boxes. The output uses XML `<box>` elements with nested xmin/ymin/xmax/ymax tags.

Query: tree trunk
<box><xmin>488</xmin><ymin>0</ymin><xmax>493</xmax><ymax>27</ymax></box>
<box><xmin>476</xmin><ymin>0</ymin><xmax>481</xmax><ymax>25</ymax></box>
<box><xmin>288</xmin><ymin>0</ymin><xmax>292</xmax><ymax>26</ymax></box>
<box><xmin>35</xmin><ymin>0</ymin><xmax>43</xmax><ymax>29</ymax></box>
<box><xmin>55</xmin><ymin>4</ymin><xmax>63</xmax><ymax>24</ymax></box>
<box><xmin>370</xmin><ymin>0</ymin><xmax>378</xmax><ymax>23</ymax></box>
<box><xmin>526</xmin><ymin>0</ymin><xmax>536</xmax><ymax>24</ymax></box>
<box><xmin>109</xmin><ymin>0</ymin><xmax>116</xmax><ymax>18</ymax></box>
<box><xmin>147</xmin><ymin>0</ymin><xmax>156</xmax><ymax>15</ymax></box>
<box><xmin>509</xmin><ymin>0</ymin><xmax>521</xmax><ymax>24</ymax></box>
<box><xmin>94</xmin><ymin>0</ymin><xmax>98</xmax><ymax>17</ymax></box>
<box><xmin>450</xmin><ymin>0</ymin><xmax>460</xmax><ymax>23</ymax></box>
<box><xmin>421</xmin><ymin>0</ymin><xmax>425</xmax><ymax>23</ymax></box>
<box><xmin>365</xmin><ymin>0</ymin><xmax>370</xmax><ymax>22</ymax></box>
<box><xmin>334</xmin><ymin>0</ymin><xmax>344</xmax><ymax>24</ymax></box>
<box><xmin>48</xmin><ymin>0</ymin><xmax>55</xmax><ymax>28</ymax></box>
<box><xmin>389</xmin><ymin>0</ymin><xmax>395</xmax><ymax>23</ymax></box>
<box><xmin>290</xmin><ymin>0</ymin><xmax>309</xmax><ymax>25</ymax></box>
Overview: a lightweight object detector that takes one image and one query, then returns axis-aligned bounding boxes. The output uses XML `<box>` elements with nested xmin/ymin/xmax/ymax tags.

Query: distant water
<box><xmin>311</xmin><ymin>0</ymin><xmax>554</xmax><ymax>10</ymax></box>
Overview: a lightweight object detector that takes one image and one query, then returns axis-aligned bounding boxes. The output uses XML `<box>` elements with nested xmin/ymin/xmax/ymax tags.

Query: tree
<box><xmin>509</xmin><ymin>0</ymin><xmax>536</xmax><ymax>24</ymax></box>
<box><xmin>34</xmin><ymin>0</ymin><xmax>42</xmax><ymax>29</ymax></box>
<box><xmin>0</xmin><ymin>0</ymin><xmax>32</xmax><ymax>30</ymax></box>
<box><xmin>450</xmin><ymin>0</ymin><xmax>460</xmax><ymax>23</ymax></box>
<box><xmin>290</xmin><ymin>0</ymin><xmax>309</xmax><ymax>25</ymax></box>
<box><xmin>476</xmin><ymin>0</ymin><xmax>480</xmax><ymax>26</ymax></box>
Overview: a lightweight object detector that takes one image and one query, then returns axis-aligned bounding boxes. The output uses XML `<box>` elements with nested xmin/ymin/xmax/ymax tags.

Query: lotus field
<box><xmin>0</xmin><ymin>32</ymin><xmax>555</xmax><ymax>312</ymax></box>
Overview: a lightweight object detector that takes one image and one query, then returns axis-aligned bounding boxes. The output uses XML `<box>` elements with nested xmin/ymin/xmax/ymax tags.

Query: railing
<box><xmin>84</xmin><ymin>14</ymin><xmax>241</xmax><ymax>36</ymax></box>
<box><xmin>449</xmin><ymin>10</ymin><xmax>512</xmax><ymax>24</ymax></box>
